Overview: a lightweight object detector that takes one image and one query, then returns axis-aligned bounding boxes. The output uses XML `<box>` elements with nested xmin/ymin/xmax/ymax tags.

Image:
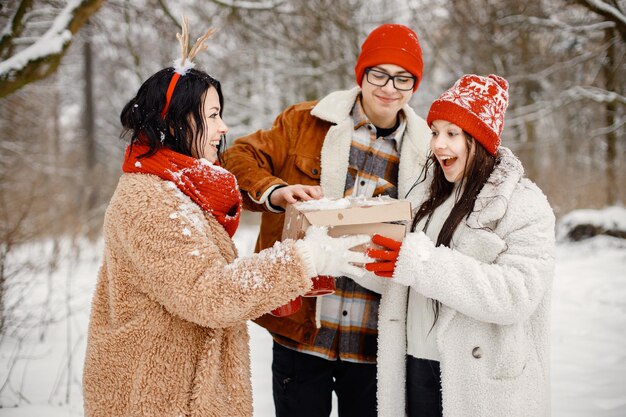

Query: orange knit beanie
<box><xmin>427</xmin><ymin>74</ymin><xmax>509</xmax><ymax>156</ymax></box>
<box><xmin>354</xmin><ymin>24</ymin><xmax>424</xmax><ymax>92</ymax></box>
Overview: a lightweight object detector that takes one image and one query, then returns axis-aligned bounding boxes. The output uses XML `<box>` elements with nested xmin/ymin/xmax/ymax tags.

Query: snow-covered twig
<box><xmin>498</xmin><ymin>14</ymin><xmax>616</xmax><ymax>33</ymax></box>
<box><xmin>507</xmin><ymin>86</ymin><xmax>626</xmax><ymax>126</ymax></box>
<box><xmin>209</xmin><ymin>0</ymin><xmax>288</xmax><ymax>11</ymax></box>
<box><xmin>567</xmin><ymin>86</ymin><xmax>626</xmax><ymax>105</ymax></box>
<box><xmin>0</xmin><ymin>0</ymin><xmax>105</xmax><ymax>98</ymax></box>
<box><xmin>581</xmin><ymin>0</ymin><xmax>626</xmax><ymax>27</ymax></box>
<box><xmin>576</xmin><ymin>0</ymin><xmax>626</xmax><ymax>41</ymax></box>
<box><xmin>507</xmin><ymin>46</ymin><xmax>607</xmax><ymax>83</ymax></box>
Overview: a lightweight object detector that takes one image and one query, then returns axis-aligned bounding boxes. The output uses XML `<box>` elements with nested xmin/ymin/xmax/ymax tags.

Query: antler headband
<box><xmin>161</xmin><ymin>15</ymin><xmax>217</xmax><ymax>118</ymax></box>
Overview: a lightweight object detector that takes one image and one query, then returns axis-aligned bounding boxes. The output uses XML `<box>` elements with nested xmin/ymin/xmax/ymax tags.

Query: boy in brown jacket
<box><xmin>224</xmin><ymin>24</ymin><xmax>431</xmax><ymax>417</ymax></box>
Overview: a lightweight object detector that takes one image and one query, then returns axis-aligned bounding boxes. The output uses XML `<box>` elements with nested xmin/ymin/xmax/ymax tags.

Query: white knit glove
<box><xmin>295</xmin><ymin>226</ymin><xmax>371</xmax><ymax>278</ymax></box>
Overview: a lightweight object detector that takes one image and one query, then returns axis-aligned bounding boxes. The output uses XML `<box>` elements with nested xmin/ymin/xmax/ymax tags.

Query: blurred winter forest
<box><xmin>0</xmin><ymin>0</ymin><xmax>624</xmax><ymax>409</ymax></box>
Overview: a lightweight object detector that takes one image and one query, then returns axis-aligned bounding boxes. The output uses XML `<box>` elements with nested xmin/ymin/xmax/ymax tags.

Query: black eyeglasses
<box><xmin>365</xmin><ymin>68</ymin><xmax>416</xmax><ymax>91</ymax></box>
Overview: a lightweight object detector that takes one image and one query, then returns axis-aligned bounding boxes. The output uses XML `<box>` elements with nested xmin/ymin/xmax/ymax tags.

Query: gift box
<box><xmin>273</xmin><ymin>196</ymin><xmax>411</xmax><ymax>316</ymax></box>
<box><xmin>282</xmin><ymin>196</ymin><xmax>412</xmax><ymax>244</ymax></box>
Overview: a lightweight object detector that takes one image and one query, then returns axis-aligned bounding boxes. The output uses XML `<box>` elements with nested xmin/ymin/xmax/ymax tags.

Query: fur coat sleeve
<box><xmin>104</xmin><ymin>173</ymin><xmax>312</xmax><ymax>329</ymax></box>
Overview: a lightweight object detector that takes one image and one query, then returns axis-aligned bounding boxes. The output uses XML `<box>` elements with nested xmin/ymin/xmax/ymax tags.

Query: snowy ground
<box><xmin>0</xmin><ymin>222</ymin><xmax>625</xmax><ymax>416</ymax></box>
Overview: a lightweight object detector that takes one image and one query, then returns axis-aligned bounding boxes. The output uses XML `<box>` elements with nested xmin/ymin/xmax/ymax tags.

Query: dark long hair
<box><xmin>120</xmin><ymin>67</ymin><xmax>225</xmax><ymax>159</ymax></box>
<box><xmin>409</xmin><ymin>132</ymin><xmax>496</xmax><ymax>327</ymax></box>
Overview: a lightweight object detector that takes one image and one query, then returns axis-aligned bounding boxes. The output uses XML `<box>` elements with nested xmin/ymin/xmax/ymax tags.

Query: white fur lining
<box><xmin>393</xmin><ymin>231</ymin><xmax>434</xmax><ymax>287</ymax></box>
<box><xmin>293</xmin><ymin>240</ymin><xmax>319</xmax><ymax>278</ymax></box>
<box><xmin>376</xmin><ymin>283</ymin><xmax>409</xmax><ymax>416</ymax></box>
<box><xmin>311</xmin><ymin>87</ymin><xmax>361</xmax><ymax>123</ymax></box>
<box><xmin>315</xmin><ymin>297</ymin><xmax>322</xmax><ymax>328</ymax></box>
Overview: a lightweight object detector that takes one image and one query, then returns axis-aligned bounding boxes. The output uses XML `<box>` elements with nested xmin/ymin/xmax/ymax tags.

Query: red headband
<box><xmin>161</xmin><ymin>72</ymin><xmax>181</xmax><ymax>118</ymax></box>
<box><xmin>160</xmin><ymin>18</ymin><xmax>216</xmax><ymax>118</ymax></box>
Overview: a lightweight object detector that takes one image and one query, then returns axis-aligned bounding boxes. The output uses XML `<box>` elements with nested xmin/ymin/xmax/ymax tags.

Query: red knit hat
<box><xmin>427</xmin><ymin>74</ymin><xmax>509</xmax><ymax>156</ymax></box>
<box><xmin>355</xmin><ymin>24</ymin><xmax>424</xmax><ymax>92</ymax></box>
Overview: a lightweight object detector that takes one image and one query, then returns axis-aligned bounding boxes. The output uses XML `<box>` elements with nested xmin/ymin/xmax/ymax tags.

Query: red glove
<box><xmin>365</xmin><ymin>234</ymin><xmax>402</xmax><ymax>278</ymax></box>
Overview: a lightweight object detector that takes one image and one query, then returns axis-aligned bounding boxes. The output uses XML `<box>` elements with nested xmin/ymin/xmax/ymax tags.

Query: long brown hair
<box><xmin>408</xmin><ymin>132</ymin><xmax>496</xmax><ymax>328</ymax></box>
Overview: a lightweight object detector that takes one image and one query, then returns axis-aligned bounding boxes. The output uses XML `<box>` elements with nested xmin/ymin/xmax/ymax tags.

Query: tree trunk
<box><xmin>603</xmin><ymin>28</ymin><xmax>619</xmax><ymax>205</ymax></box>
<box><xmin>82</xmin><ymin>26</ymin><xmax>97</xmax><ymax>212</ymax></box>
<box><xmin>83</xmin><ymin>36</ymin><xmax>95</xmax><ymax>169</ymax></box>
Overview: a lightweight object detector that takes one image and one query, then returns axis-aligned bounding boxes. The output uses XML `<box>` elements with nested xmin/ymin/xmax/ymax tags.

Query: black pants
<box><xmin>406</xmin><ymin>355</ymin><xmax>443</xmax><ymax>417</ymax></box>
<box><xmin>272</xmin><ymin>341</ymin><xmax>377</xmax><ymax>417</ymax></box>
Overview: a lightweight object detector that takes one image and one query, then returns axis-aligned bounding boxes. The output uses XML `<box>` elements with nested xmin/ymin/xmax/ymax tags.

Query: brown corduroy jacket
<box><xmin>82</xmin><ymin>173</ymin><xmax>312</xmax><ymax>417</ymax></box>
<box><xmin>223</xmin><ymin>87</ymin><xmax>431</xmax><ymax>346</ymax></box>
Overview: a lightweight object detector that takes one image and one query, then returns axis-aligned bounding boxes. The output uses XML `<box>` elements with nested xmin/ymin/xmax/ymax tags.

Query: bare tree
<box><xmin>418</xmin><ymin>0</ymin><xmax>625</xmax><ymax>214</ymax></box>
<box><xmin>572</xmin><ymin>0</ymin><xmax>625</xmax><ymax>204</ymax></box>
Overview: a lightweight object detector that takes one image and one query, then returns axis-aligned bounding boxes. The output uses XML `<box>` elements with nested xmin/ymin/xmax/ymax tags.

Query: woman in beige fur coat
<box><xmin>82</xmin><ymin>30</ymin><xmax>368</xmax><ymax>417</ymax></box>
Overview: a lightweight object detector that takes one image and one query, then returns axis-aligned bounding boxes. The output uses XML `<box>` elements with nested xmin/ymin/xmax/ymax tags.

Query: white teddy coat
<box><xmin>354</xmin><ymin>147</ymin><xmax>555</xmax><ymax>417</ymax></box>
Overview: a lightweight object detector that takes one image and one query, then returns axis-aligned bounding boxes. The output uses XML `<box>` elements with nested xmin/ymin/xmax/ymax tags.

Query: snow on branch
<box><xmin>0</xmin><ymin>0</ymin><xmax>105</xmax><ymax>99</ymax></box>
<box><xmin>582</xmin><ymin>0</ymin><xmax>626</xmax><ymax>26</ymax></box>
<box><xmin>567</xmin><ymin>86</ymin><xmax>626</xmax><ymax>105</ymax></box>
<box><xmin>507</xmin><ymin>86</ymin><xmax>626</xmax><ymax>126</ymax></box>
<box><xmin>209</xmin><ymin>0</ymin><xmax>288</xmax><ymax>11</ymax></box>
<box><xmin>508</xmin><ymin>46</ymin><xmax>605</xmax><ymax>84</ymax></box>
<box><xmin>576</xmin><ymin>0</ymin><xmax>626</xmax><ymax>41</ymax></box>
<box><xmin>0</xmin><ymin>2</ymin><xmax>42</xmax><ymax>60</ymax></box>
<box><xmin>498</xmin><ymin>14</ymin><xmax>616</xmax><ymax>33</ymax></box>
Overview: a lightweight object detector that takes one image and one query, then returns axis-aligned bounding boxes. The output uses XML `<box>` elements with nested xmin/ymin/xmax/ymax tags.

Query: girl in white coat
<box><xmin>364</xmin><ymin>74</ymin><xmax>555</xmax><ymax>417</ymax></box>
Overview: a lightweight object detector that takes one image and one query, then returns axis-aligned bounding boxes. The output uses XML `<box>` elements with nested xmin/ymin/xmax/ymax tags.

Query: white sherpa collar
<box><xmin>311</xmin><ymin>86</ymin><xmax>424</xmax><ymax>129</ymax></box>
<box><xmin>311</xmin><ymin>87</ymin><xmax>362</xmax><ymax>123</ymax></box>
<box><xmin>405</xmin><ymin>146</ymin><xmax>525</xmax><ymax>228</ymax></box>
<box><xmin>467</xmin><ymin>146</ymin><xmax>524</xmax><ymax>227</ymax></box>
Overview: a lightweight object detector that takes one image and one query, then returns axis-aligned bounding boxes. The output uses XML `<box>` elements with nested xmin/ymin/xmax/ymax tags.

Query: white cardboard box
<box><xmin>281</xmin><ymin>196</ymin><xmax>412</xmax><ymax>243</ymax></box>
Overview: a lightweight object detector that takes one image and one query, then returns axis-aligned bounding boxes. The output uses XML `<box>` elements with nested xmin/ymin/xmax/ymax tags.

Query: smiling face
<box><xmin>360</xmin><ymin>64</ymin><xmax>414</xmax><ymax>128</ymax></box>
<box><xmin>430</xmin><ymin>120</ymin><xmax>475</xmax><ymax>183</ymax></box>
<box><xmin>191</xmin><ymin>87</ymin><xmax>228</xmax><ymax>163</ymax></box>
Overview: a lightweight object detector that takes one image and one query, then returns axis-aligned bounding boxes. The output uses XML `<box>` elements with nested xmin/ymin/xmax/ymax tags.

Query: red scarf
<box><xmin>122</xmin><ymin>144</ymin><xmax>242</xmax><ymax>237</ymax></box>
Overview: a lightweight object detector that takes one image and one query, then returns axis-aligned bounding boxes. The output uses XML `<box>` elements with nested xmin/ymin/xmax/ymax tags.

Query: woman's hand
<box><xmin>365</xmin><ymin>234</ymin><xmax>402</xmax><ymax>277</ymax></box>
<box><xmin>297</xmin><ymin>226</ymin><xmax>371</xmax><ymax>278</ymax></box>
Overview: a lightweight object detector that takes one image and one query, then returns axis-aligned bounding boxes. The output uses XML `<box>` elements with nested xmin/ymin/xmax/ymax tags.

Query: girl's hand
<box><xmin>365</xmin><ymin>234</ymin><xmax>402</xmax><ymax>278</ymax></box>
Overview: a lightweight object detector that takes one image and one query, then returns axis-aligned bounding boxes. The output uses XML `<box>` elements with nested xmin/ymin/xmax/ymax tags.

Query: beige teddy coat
<box><xmin>83</xmin><ymin>173</ymin><xmax>312</xmax><ymax>417</ymax></box>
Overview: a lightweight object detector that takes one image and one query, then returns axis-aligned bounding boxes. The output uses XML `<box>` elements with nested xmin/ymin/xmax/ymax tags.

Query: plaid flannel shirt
<box><xmin>274</xmin><ymin>96</ymin><xmax>406</xmax><ymax>363</ymax></box>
